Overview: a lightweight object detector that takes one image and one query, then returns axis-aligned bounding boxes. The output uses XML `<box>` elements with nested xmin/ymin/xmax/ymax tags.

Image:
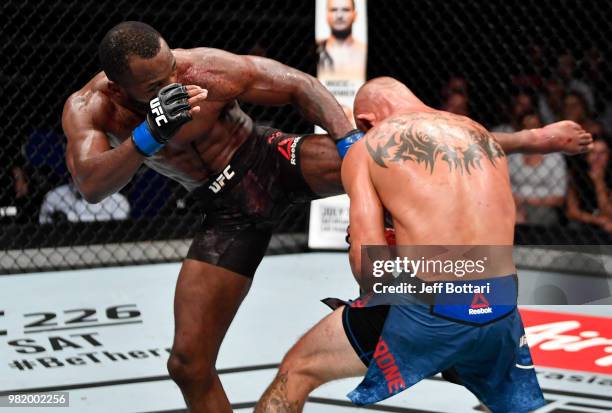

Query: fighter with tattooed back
<box><xmin>256</xmin><ymin>77</ymin><xmax>546</xmax><ymax>413</ymax></box>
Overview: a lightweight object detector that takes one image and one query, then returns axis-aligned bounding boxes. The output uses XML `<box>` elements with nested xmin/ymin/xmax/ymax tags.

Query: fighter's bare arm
<box><xmin>341</xmin><ymin>141</ymin><xmax>386</xmax><ymax>281</ymax></box>
<box><xmin>493</xmin><ymin>120</ymin><xmax>593</xmax><ymax>155</ymax></box>
<box><xmin>181</xmin><ymin>48</ymin><xmax>353</xmax><ymax>139</ymax></box>
<box><xmin>62</xmin><ymin>86</ymin><xmax>206</xmax><ymax>203</ymax></box>
<box><xmin>62</xmin><ymin>95</ymin><xmax>146</xmax><ymax>203</ymax></box>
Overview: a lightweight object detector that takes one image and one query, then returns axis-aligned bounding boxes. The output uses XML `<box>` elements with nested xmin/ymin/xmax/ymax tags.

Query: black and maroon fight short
<box><xmin>186</xmin><ymin>126</ymin><xmax>318</xmax><ymax>278</ymax></box>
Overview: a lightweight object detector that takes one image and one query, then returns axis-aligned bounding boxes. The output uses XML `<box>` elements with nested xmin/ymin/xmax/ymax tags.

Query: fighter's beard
<box><xmin>331</xmin><ymin>27</ymin><xmax>352</xmax><ymax>40</ymax></box>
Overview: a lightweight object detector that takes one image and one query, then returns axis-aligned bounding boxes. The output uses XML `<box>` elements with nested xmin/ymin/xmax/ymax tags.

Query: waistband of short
<box><xmin>191</xmin><ymin>126</ymin><xmax>260</xmax><ymax>202</ymax></box>
<box><xmin>428</xmin><ymin>274</ymin><xmax>518</xmax><ymax>325</ymax></box>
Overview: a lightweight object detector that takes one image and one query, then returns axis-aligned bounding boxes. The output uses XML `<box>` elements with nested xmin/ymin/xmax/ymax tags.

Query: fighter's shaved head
<box><xmin>99</xmin><ymin>21</ymin><xmax>165</xmax><ymax>83</ymax></box>
<box><xmin>353</xmin><ymin>77</ymin><xmax>428</xmax><ymax>130</ymax></box>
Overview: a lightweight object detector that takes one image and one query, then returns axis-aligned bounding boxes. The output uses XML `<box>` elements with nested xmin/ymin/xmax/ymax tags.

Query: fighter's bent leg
<box><xmin>168</xmin><ymin>259</ymin><xmax>251</xmax><ymax>413</ymax></box>
<box><xmin>255</xmin><ymin>307</ymin><xmax>366</xmax><ymax>413</ymax></box>
<box><xmin>298</xmin><ymin>134</ymin><xmax>343</xmax><ymax>197</ymax></box>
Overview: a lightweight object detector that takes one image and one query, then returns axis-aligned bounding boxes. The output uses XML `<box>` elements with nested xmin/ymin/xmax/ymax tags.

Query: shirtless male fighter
<box><xmin>255</xmin><ymin>77</ymin><xmax>547</xmax><ymax>413</ymax></box>
<box><xmin>62</xmin><ymin>21</ymin><xmax>353</xmax><ymax>412</ymax></box>
<box><xmin>63</xmin><ymin>22</ymin><xmax>588</xmax><ymax>412</ymax></box>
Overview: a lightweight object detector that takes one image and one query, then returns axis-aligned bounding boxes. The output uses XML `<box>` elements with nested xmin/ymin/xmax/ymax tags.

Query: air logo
<box><xmin>209</xmin><ymin>165</ymin><xmax>236</xmax><ymax>193</ymax></box>
<box><xmin>150</xmin><ymin>98</ymin><xmax>168</xmax><ymax>127</ymax></box>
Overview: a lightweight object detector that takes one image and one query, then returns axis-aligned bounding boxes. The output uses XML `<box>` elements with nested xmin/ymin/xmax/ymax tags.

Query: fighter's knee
<box><xmin>167</xmin><ymin>350</ymin><xmax>215</xmax><ymax>389</ymax></box>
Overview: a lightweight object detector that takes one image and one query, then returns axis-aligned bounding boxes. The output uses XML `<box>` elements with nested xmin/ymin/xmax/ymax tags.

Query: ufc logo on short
<box><xmin>150</xmin><ymin>98</ymin><xmax>168</xmax><ymax>127</ymax></box>
<box><xmin>209</xmin><ymin>165</ymin><xmax>236</xmax><ymax>193</ymax></box>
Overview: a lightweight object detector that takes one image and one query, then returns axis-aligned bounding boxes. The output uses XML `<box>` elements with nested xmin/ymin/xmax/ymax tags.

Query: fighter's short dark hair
<box><xmin>98</xmin><ymin>21</ymin><xmax>163</xmax><ymax>82</ymax></box>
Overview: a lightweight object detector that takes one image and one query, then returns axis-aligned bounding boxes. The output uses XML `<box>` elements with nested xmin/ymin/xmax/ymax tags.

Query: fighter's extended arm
<box><xmin>185</xmin><ymin>49</ymin><xmax>353</xmax><ymax>140</ymax></box>
<box><xmin>493</xmin><ymin>120</ymin><xmax>593</xmax><ymax>155</ymax></box>
<box><xmin>342</xmin><ymin>141</ymin><xmax>386</xmax><ymax>282</ymax></box>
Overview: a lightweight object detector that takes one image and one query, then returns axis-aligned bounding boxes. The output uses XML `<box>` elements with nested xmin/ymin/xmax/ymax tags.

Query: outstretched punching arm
<box><xmin>182</xmin><ymin>48</ymin><xmax>355</xmax><ymax>141</ymax></box>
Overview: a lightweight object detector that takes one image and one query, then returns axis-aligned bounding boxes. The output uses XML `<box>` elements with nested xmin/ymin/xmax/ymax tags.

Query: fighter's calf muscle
<box><xmin>255</xmin><ymin>372</ymin><xmax>299</xmax><ymax>413</ymax></box>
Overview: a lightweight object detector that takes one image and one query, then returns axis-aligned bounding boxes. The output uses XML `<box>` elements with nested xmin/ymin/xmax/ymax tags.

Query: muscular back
<box><xmin>362</xmin><ymin>111</ymin><xmax>515</xmax><ymax>245</ymax></box>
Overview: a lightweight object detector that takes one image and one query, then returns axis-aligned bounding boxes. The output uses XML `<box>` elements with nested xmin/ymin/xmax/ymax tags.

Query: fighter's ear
<box><xmin>355</xmin><ymin>112</ymin><xmax>377</xmax><ymax>131</ymax></box>
<box><xmin>107</xmin><ymin>80</ymin><xmax>128</xmax><ymax>100</ymax></box>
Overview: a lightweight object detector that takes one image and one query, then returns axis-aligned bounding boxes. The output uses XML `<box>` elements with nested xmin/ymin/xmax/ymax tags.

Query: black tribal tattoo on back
<box><xmin>365</xmin><ymin>113</ymin><xmax>505</xmax><ymax>174</ymax></box>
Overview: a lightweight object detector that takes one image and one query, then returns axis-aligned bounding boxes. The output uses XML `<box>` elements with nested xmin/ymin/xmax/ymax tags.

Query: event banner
<box><xmin>310</xmin><ymin>0</ymin><xmax>366</xmax><ymax>248</ymax></box>
<box><xmin>308</xmin><ymin>194</ymin><xmax>350</xmax><ymax>249</ymax></box>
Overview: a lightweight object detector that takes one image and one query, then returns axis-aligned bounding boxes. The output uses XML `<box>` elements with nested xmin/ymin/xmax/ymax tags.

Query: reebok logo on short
<box><xmin>276</xmin><ymin>136</ymin><xmax>301</xmax><ymax>165</ymax></box>
<box><xmin>289</xmin><ymin>136</ymin><xmax>301</xmax><ymax>165</ymax></box>
<box><xmin>469</xmin><ymin>307</ymin><xmax>493</xmax><ymax>315</ymax></box>
<box><xmin>277</xmin><ymin>138</ymin><xmax>292</xmax><ymax>161</ymax></box>
<box><xmin>469</xmin><ymin>293</ymin><xmax>492</xmax><ymax>315</ymax></box>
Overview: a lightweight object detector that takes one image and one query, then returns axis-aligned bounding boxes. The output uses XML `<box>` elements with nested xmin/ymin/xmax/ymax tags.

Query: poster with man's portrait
<box><xmin>316</xmin><ymin>0</ymin><xmax>368</xmax><ymax>128</ymax></box>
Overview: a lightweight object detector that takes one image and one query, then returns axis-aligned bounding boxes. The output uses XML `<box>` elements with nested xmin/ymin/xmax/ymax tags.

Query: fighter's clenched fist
<box><xmin>133</xmin><ymin>83</ymin><xmax>207</xmax><ymax>156</ymax></box>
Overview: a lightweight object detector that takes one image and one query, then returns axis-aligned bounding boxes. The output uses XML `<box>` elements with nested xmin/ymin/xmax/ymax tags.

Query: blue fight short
<box><xmin>341</xmin><ymin>275</ymin><xmax>546</xmax><ymax>413</ymax></box>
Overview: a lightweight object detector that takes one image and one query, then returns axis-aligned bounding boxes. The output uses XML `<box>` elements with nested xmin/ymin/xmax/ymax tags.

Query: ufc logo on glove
<box><xmin>150</xmin><ymin>98</ymin><xmax>168</xmax><ymax>126</ymax></box>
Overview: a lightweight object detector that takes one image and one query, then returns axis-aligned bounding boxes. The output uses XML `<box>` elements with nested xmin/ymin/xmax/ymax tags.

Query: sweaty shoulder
<box><xmin>63</xmin><ymin>73</ymin><xmax>115</xmax><ymax>131</ymax></box>
<box><xmin>175</xmin><ymin>48</ymin><xmax>255</xmax><ymax>99</ymax></box>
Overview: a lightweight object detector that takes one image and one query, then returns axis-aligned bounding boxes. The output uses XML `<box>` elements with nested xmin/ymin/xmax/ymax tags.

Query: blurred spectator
<box><xmin>579</xmin><ymin>47</ymin><xmax>610</xmax><ymax>112</ymax></box>
<box><xmin>538</xmin><ymin>78</ymin><xmax>565</xmax><ymax>124</ymax></box>
<box><xmin>566</xmin><ymin>139</ymin><xmax>612</xmax><ymax>232</ymax></box>
<box><xmin>512</xmin><ymin>43</ymin><xmax>550</xmax><ymax>90</ymax></box>
<box><xmin>601</xmin><ymin>108</ymin><xmax>612</xmax><ymax>136</ymax></box>
<box><xmin>556</xmin><ymin>51</ymin><xmax>595</xmax><ymax>111</ymax></box>
<box><xmin>248</xmin><ymin>41</ymin><xmax>267</xmax><ymax>57</ymax></box>
<box><xmin>562</xmin><ymin>91</ymin><xmax>599</xmax><ymax>132</ymax></box>
<box><xmin>600</xmin><ymin>91</ymin><xmax>612</xmax><ymax>139</ymax></box>
<box><xmin>39</xmin><ymin>183</ymin><xmax>130</xmax><ymax>224</ymax></box>
<box><xmin>443</xmin><ymin>91</ymin><xmax>470</xmax><ymax>117</ymax></box>
<box><xmin>440</xmin><ymin>76</ymin><xmax>469</xmax><ymax>102</ymax></box>
<box><xmin>493</xmin><ymin>90</ymin><xmax>536</xmax><ymax>133</ymax></box>
<box><xmin>0</xmin><ymin>165</ymin><xmax>29</xmax><ymax>220</ymax></box>
<box><xmin>584</xmin><ymin>121</ymin><xmax>607</xmax><ymax>144</ymax></box>
<box><xmin>0</xmin><ymin>143</ymin><xmax>37</xmax><ymax>223</ymax></box>
<box><xmin>508</xmin><ymin>112</ymin><xmax>567</xmax><ymax>225</ymax></box>
<box><xmin>581</xmin><ymin>47</ymin><xmax>604</xmax><ymax>86</ymax></box>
